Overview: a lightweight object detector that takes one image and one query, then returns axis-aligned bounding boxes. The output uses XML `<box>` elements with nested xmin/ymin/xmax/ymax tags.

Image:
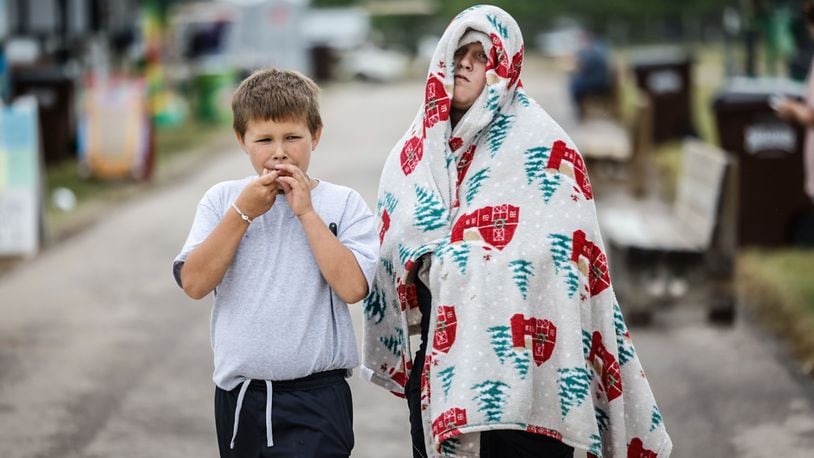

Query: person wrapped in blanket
<box><xmin>361</xmin><ymin>5</ymin><xmax>672</xmax><ymax>458</ymax></box>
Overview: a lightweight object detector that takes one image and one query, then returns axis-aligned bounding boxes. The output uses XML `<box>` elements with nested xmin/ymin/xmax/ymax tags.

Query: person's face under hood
<box><xmin>452</xmin><ymin>41</ymin><xmax>488</xmax><ymax>112</ymax></box>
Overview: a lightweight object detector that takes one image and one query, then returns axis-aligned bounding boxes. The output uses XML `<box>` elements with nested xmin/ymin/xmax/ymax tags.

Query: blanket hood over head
<box><xmin>362</xmin><ymin>5</ymin><xmax>672</xmax><ymax>457</ymax></box>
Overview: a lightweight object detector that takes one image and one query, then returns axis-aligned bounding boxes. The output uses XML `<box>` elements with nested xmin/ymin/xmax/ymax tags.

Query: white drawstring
<box><xmin>265</xmin><ymin>380</ymin><xmax>274</xmax><ymax>447</ymax></box>
<box><xmin>229</xmin><ymin>380</ymin><xmax>275</xmax><ymax>449</ymax></box>
<box><xmin>230</xmin><ymin>380</ymin><xmax>251</xmax><ymax>449</ymax></box>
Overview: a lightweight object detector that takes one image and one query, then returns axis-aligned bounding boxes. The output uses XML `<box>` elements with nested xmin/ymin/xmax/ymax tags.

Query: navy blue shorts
<box><xmin>215</xmin><ymin>369</ymin><xmax>354</xmax><ymax>458</ymax></box>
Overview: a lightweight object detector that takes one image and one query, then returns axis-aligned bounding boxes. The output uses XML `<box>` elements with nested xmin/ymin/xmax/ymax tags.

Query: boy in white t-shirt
<box><xmin>174</xmin><ymin>68</ymin><xmax>378</xmax><ymax>457</ymax></box>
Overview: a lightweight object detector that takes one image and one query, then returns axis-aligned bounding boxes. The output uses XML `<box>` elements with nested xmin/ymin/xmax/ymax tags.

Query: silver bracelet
<box><xmin>231</xmin><ymin>203</ymin><xmax>252</xmax><ymax>224</ymax></box>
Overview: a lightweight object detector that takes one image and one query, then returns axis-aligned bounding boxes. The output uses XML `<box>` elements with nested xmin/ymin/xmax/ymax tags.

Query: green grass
<box><xmin>740</xmin><ymin>250</ymin><xmax>814</xmax><ymax>314</ymax></box>
<box><xmin>739</xmin><ymin>249</ymin><xmax>814</xmax><ymax>371</ymax></box>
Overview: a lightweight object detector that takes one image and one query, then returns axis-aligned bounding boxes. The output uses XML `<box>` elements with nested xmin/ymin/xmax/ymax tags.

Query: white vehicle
<box><xmin>340</xmin><ymin>44</ymin><xmax>410</xmax><ymax>82</ymax></box>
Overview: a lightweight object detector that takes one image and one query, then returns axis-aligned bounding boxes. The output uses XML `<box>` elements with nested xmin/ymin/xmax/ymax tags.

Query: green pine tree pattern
<box><xmin>650</xmin><ymin>404</ymin><xmax>664</xmax><ymax>432</ymax></box>
<box><xmin>438</xmin><ymin>366</ymin><xmax>455</xmax><ymax>400</ymax></box>
<box><xmin>398</xmin><ymin>244</ymin><xmax>412</xmax><ymax>266</ymax></box>
<box><xmin>487</xmin><ymin>14</ymin><xmax>509</xmax><ymax>39</ymax></box>
<box><xmin>455</xmin><ymin>5</ymin><xmax>482</xmax><ymax>20</ymax></box>
<box><xmin>486</xmin><ymin>114</ymin><xmax>514</xmax><ymax>157</ymax></box>
<box><xmin>588</xmin><ymin>433</ymin><xmax>602</xmax><ymax>456</ymax></box>
<box><xmin>377</xmin><ymin>191</ymin><xmax>398</xmax><ymax>215</ymax></box>
<box><xmin>379</xmin><ymin>327</ymin><xmax>404</xmax><ymax>356</ymax></box>
<box><xmin>595</xmin><ymin>406</ymin><xmax>610</xmax><ymax>432</ymax></box>
<box><xmin>524</xmin><ymin>146</ymin><xmax>562</xmax><ymax>203</ymax></box>
<box><xmin>508</xmin><ymin>259</ymin><xmax>535</xmax><ymax>300</ymax></box>
<box><xmin>440</xmin><ymin>437</ymin><xmax>461</xmax><ymax>455</ymax></box>
<box><xmin>471</xmin><ymin>380</ymin><xmax>511</xmax><ymax>423</ymax></box>
<box><xmin>582</xmin><ymin>330</ymin><xmax>593</xmax><ymax>359</ymax></box>
<box><xmin>524</xmin><ymin>146</ymin><xmax>549</xmax><ymax>184</ymax></box>
<box><xmin>445</xmin><ymin>146</ymin><xmax>455</xmax><ymax>168</ymax></box>
<box><xmin>557</xmin><ymin>366</ymin><xmax>592</xmax><ymax>418</ymax></box>
<box><xmin>465</xmin><ymin>167</ymin><xmax>491</xmax><ymax>206</ymax></box>
<box><xmin>487</xmin><ymin>325</ymin><xmax>531</xmax><ymax>379</ymax></box>
<box><xmin>515</xmin><ymin>90</ymin><xmax>531</xmax><ymax>108</ymax></box>
<box><xmin>382</xmin><ymin>258</ymin><xmax>394</xmax><ymax>279</ymax></box>
<box><xmin>487</xmin><ymin>326</ymin><xmax>513</xmax><ymax>364</ymax></box>
<box><xmin>613</xmin><ymin>303</ymin><xmax>635</xmax><ymax>365</ymax></box>
<box><xmin>414</xmin><ymin>185</ymin><xmax>448</xmax><ymax>232</ymax></box>
<box><xmin>436</xmin><ymin>239</ymin><xmax>471</xmax><ymax>275</ymax></box>
<box><xmin>539</xmin><ymin>174</ymin><xmax>562</xmax><ymax>204</ymax></box>
<box><xmin>549</xmin><ymin>234</ymin><xmax>580</xmax><ymax>298</ymax></box>
<box><xmin>486</xmin><ymin>86</ymin><xmax>500</xmax><ymax>112</ymax></box>
<box><xmin>363</xmin><ymin>285</ymin><xmax>386</xmax><ymax>324</ymax></box>
<box><xmin>512</xmin><ymin>350</ymin><xmax>530</xmax><ymax>380</ymax></box>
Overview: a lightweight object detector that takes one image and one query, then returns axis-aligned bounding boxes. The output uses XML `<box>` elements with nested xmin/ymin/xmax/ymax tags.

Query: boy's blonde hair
<box><xmin>232</xmin><ymin>68</ymin><xmax>323</xmax><ymax>139</ymax></box>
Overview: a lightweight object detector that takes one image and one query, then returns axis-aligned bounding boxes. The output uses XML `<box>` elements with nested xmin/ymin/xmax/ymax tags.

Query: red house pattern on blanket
<box><xmin>424</xmin><ymin>75</ymin><xmax>450</xmax><ymax>129</ymax></box>
<box><xmin>400</xmin><ymin>135</ymin><xmax>423</xmax><ymax>176</ymax></box>
<box><xmin>525</xmin><ymin>424</ymin><xmax>563</xmax><ymax>441</ymax></box>
<box><xmin>384</xmin><ymin>353</ymin><xmax>412</xmax><ymax>393</ymax></box>
<box><xmin>508</xmin><ymin>45</ymin><xmax>524</xmax><ymax>88</ymax></box>
<box><xmin>546</xmin><ymin>140</ymin><xmax>593</xmax><ymax>200</ymax></box>
<box><xmin>588</xmin><ymin>331</ymin><xmax>623</xmax><ymax>402</ymax></box>
<box><xmin>420</xmin><ymin>351</ymin><xmax>432</xmax><ymax>400</ymax></box>
<box><xmin>432</xmin><ymin>407</ymin><xmax>467</xmax><ymax>442</ymax></box>
<box><xmin>378</xmin><ymin>209</ymin><xmax>390</xmax><ymax>244</ymax></box>
<box><xmin>449</xmin><ymin>136</ymin><xmax>464</xmax><ymax>151</ymax></box>
<box><xmin>453</xmin><ymin>144</ymin><xmax>477</xmax><ymax>207</ymax></box>
<box><xmin>397</xmin><ymin>282</ymin><xmax>419</xmax><ymax>311</ymax></box>
<box><xmin>433</xmin><ymin>305</ymin><xmax>458</xmax><ymax>354</ymax></box>
<box><xmin>628</xmin><ymin>437</ymin><xmax>658</xmax><ymax>458</ymax></box>
<box><xmin>489</xmin><ymin>33</ymin><xmax>523</xmax><ymax>89</ymax></box>
<box><xmin>488</xmin><ymin>33</ymin><xmax>510</xmax><ymax>80</ymax></box>
<box><xmin>450</xmin><ymin>204</ymin><xmax>519</xmax><ymax>250</ymax></box>
<box><xmin>510</xmin><ymin>313</ymin><xmax>557</xmax><ymax>366</ymax></box>
<box><xmin>570</xmin><ymin>229</ymin><xmax>611</xmax><ymax>296</ymax></box>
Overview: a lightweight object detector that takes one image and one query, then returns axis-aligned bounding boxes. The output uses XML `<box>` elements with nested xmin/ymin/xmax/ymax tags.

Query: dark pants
<box><xmin>405</xmin><ymin>275</ymin><xmax>433</xmax><ymax>458</ymax></box>
<box><xmin>405</xmin><ymin>278</ymin><xmax>574</xmax><ymax>458</ymax></box>
<box><xmin>569</xmin><ymin>77</ymin><xmax>611</xmax><ymax>119</ymax></box>
<box><xmin>480</xmin><ymin>430</ymin><xmax>575</xmax><ymax>457</ymax></box>
<box><xmin>215</xmin><ymin>370</ymin><xmax>354</xmax><ymax>458</ymax></box>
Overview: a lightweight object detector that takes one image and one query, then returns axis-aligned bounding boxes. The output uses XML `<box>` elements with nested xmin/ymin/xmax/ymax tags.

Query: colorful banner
<box><xmin>79</xmin><ymin>77</ymin><xmax>151</xmax><ymax>179</ymax></box>
<box><xmin>0</xmin><ymin>96</ymin><xmax>41</xmax><ymax>256</ymax></box>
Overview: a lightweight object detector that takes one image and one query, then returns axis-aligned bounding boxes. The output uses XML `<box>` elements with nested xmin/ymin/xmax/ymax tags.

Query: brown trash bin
<box><xmin>630</xmin><ymin>48</ymin><xmax>694</xmax><ymax>143</ymax></box>
<box><xmin>712</xmin><ymin>77</ymin><xmax>814</xmax><ymax>247</ymax></box>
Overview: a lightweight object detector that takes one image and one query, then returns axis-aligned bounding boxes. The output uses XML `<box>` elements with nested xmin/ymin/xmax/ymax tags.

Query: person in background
<box><xmin>568</xmin><ymin>27</ymin><xmax>613</xmax><ymax>120</ymax></box>
<box><xmin>362</xmin><ymin>5</ymin><xmax>672</xmax><ymax>457</ymax></box>
<box><xmin>775</xmin><ymin>0</ymin><xmax>814</xmax><ymax>202</ymax></box>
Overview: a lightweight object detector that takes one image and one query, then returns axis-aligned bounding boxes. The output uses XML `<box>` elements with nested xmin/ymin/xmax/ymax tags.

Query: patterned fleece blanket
<box><xmin>361</xmin><ymin>5</ymin><xmax>673</xmax><ymax>457</ymax></box>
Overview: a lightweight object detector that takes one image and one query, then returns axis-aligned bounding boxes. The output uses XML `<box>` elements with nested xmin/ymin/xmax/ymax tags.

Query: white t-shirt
<box><xmin>174</xmin><ymin>177</ymin><xmax>378</xmax><ymax>390</ymax></box>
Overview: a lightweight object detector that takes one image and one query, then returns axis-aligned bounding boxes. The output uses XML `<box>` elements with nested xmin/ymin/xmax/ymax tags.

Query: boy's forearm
<box><xmin>181</xmin><ymin>210</ymin><xmax>249</xmax><ymax>299</ymax></box>
<box><xmin>299</xmin><ymin>211</ymin><xmax>369</xmax><ymax>304</ymax></box>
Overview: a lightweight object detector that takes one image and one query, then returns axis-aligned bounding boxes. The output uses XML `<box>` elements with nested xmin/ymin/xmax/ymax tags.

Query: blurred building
<box><xmin>1</xmin><ymin>0</ymin><xmax>150</xmax><ymax>164</ymax></box>
<box><xmin>169</xmin><ymin>0</ymin><xmax>310</xmax><ymax>78</ymax></box>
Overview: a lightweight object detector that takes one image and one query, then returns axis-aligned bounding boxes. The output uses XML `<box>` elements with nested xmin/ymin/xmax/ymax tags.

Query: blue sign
<box><xmin>0</xmin><ymin>97</ymin><xmax>41</xmax><ymax>256</ymax></box>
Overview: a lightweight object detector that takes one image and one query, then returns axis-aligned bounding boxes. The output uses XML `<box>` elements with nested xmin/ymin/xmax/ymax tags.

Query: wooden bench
<box><xmin>597</xmin><ymin>139</ymin><xmax>737</xmax><ymax>324</ymax></box>
<box><xmin>570</xmin><ymin>89</ymin><xmax>653</xmax><ymax>194</ymax></box>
